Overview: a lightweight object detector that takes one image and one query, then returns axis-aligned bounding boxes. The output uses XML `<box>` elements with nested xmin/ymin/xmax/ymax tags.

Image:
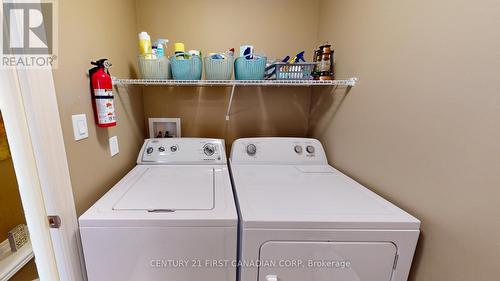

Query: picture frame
<box><xmin>148</xmin><ymin>118</ymin><xmax>181</xmax><ymax>138</ymax></box>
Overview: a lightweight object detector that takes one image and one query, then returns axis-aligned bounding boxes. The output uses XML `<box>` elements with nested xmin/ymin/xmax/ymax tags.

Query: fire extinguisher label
<box><xmin>94</xmin><ymin>89</ymin><xmax>116</xmax><ymax>124</ymax></box>
<box><xmin>94</xmin><ymin>89</ymin><xmax>113</xmax><ymax>97</ymax></box>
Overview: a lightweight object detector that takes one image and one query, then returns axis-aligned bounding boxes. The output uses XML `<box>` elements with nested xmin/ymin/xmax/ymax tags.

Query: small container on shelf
<box><xmin>265</xmin><ymin>62</ymin><xmax>317</xmax><ymax>80</ymax></box>
<box><xmin>204</xmin><ymin>53</ymin><xmax>234</xmax><ymax>80</ymax></box>
<box><xmin>138</xmin><ymin>54</ymin><xmax>171</xmax><ymax>79</ymax></box>
<box><xmin>170</xmin><ymin>53</ymin><xmax>203</xmax><ymax>80</ymax></box>
<box><xmin>234</xmin><ymin>55</ymin><xmax>267</xmax><ymax>80</ymax></box>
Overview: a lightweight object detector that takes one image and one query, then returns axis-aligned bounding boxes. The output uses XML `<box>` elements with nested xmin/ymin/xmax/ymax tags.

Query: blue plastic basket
<box><xmin>204</xmin><ymin>54</ymin><xmax>234</xmax><ymax>80</ymax></box>
<box><xmin>234</xmin><ymin>56</ymin><xmax>267</xmax><ymax>80</ymax></box>
<box><xmin>264</xmin><ymin>62</ymin><xmax>316</xmax><ymax>80</ymax></box>
<box><xmin>171</xmin><ymin>53</ymin><xmax>202</xmax><ymax>80</ymax></box>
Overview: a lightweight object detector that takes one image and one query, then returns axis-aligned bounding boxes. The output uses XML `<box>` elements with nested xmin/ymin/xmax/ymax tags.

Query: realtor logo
<box><xmin>1</xmin><ymin>0</ymin><xmax>57</xmax><ymax>68</ymax></box>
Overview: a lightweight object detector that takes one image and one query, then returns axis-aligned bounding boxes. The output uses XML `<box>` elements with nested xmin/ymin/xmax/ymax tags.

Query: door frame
<box><xmin>0</xmin><ymin>1</ymin><xmax>85</xmax><ymax>281</ymax></box>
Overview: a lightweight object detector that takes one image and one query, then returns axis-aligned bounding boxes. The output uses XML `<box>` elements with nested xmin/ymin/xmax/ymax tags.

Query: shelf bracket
<box><xmin>225</xmin><ymin>84</ymin><xmax>237</xmax><ymax>121</ymax></box>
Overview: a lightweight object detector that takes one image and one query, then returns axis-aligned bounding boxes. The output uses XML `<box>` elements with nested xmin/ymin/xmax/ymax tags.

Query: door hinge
<box><xmin>48</xmin><ymin>215</ymin><xmax>61</xmax><ymax>228</ymax></box>
<box><xmin>393</xmin><ymin>254</ymin><xmax>399</xmax><ymax>269</ymax></box>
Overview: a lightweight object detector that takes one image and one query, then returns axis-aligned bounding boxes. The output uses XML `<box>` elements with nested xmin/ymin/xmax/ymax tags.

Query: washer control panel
<box><xmin>231</xmin><ymin>138</ymin><xmax>327</xmax><ymax>165</ymax></box>
<box><xmin>138</xmin><ymin>138</ymin><xmax>226</xmax><ymax>164</ymax></box>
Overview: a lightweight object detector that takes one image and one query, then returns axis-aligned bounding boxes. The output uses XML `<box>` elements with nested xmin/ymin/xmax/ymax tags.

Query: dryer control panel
<box><xmin>138</xmin><ymin>138</ymin><xmax>226</xmax><ymax>164</ymax></box>
<box><xmin>230</xmin><ymin>138</ymin><xmax>328</xmax><ymax>165</ymax></box>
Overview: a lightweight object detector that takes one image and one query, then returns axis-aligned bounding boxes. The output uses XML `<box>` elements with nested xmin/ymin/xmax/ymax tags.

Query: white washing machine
<box><xmin>230</xmin><ymin>138</ymin><xmax>420</xmax><ymax>281</ymax></box>
<box><xmin>79</xmin><ymin>138</ymin><xmax>237</xmax><ymax>281</ymax></box>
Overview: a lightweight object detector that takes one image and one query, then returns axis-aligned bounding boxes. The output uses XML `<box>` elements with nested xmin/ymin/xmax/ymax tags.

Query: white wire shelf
<box><xmin>112</xmin><ymin>76</ymin><xmax>357</xmax><ymax>121</ymax></box>
<box><xmin>112</xmin><ymin>77</ymin><xmax>357</xmax><ymax>87</ymax></box>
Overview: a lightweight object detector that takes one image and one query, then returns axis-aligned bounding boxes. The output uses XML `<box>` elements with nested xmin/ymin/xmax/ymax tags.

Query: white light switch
<box><xmin>72</xmin><ymin>114</ymin><xmax>88</xmax><ymax>141</ymax></box>
<box><xmin>109</xmin><ymin>136</ymin><xmax>119</xmax><ymax>157</ymax></box>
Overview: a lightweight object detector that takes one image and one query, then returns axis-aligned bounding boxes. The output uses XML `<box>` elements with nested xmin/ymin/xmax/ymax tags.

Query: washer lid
<box><xmin>113</xmin><ymin>166</ymin><xmax>214</xmax><ymax>211</ymax></box>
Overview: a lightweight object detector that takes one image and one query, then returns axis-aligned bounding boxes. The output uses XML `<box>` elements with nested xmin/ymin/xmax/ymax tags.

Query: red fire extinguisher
<box><xmin>89</xmin><ymin>59</ymin><xmax>116</xmax><ymax>127</ymax></box>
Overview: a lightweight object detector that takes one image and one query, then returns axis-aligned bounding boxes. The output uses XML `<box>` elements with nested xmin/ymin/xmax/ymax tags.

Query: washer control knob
<box><xmin>158</xmin><ymin>146</ymin><xmax>166</xmax><ymax>152</ymax></box>
<box><xmin>146</xmin><ymin>147</ymin><xmax>154</xmax><ymax>154</ymax></box>
<box><xmin>306</xmin><ymin>145</ymin><xmax>315</xmax><ymax>154</ymax></box>
<box><xmin>294</xmin><ymin>145</ymin><xmax>303</xmax><ymax>154</ymax></box>
<box><xmin>203</xmin><ymin>144</ymin><xmax>216</xmax><ymax>156</ymax></box>
<box><xmin>246</xmin><ymin>144</ymin><xmax>257</xmax><ymax>156</ymax></box>
<box><xmin>170</xmin><ymin>145</ymin><xmax>178</xmax><ymax>152</ymax></box>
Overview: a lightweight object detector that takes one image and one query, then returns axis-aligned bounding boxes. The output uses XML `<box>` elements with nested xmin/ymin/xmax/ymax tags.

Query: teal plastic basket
<box><xmin>234</xmin><ymin>56</ymin><xmax>267</xmax><ymax>80</ymax></box>
<box><xmin>171</xmin><ymin>53</ymin><xmax>202</xmax><ymax>80</ymax></box>
<box><xmin>204</xmin><ymin>54</ymin><xmax>234</xmax><ymax>80</ymax></box>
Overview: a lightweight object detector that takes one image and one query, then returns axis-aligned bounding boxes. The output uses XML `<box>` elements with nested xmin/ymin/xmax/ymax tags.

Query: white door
<box><xmin>0</xmin><ymin>1</ymin><xmax>85</xmax><ymax>279</ymax></box>
<box><xmin>0</xmin><ymin>50</ymin><xmax>85</xmax><ymax>281</ymax></box>
<box><xmin>258</xmin><ymin>241</ymin><xmax>397</xmax><ymax>281</ymax></box>
<box><xmin>0</xmin><ymin>66</ymin><xmax>85</xmax><ymax>281</ymax></box>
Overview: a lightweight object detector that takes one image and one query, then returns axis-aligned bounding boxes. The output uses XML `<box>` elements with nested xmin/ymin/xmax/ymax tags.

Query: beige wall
<box><xmin>136</xmin><ymin>0</ymin><xmax>320</xmax><ymax>147</ymax></box>
<box><xmin>53</xmin><ymin>0</ymin><xmax>145</xmax><ymax>215</ymax></box>
<box><xmin>311</xmin><ymin>0</ymin><xmax>500</xmax><ymax>280</ymax></box>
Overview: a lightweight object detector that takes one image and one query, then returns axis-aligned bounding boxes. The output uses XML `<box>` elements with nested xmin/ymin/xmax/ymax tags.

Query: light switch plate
<box><xmin>109</xmin><ymin>136</ymin><xmax>119</xmax><ymax>157</ymax></box>
<box><xmin>72</xmin><ymin>114</ymin><xmax>88</xmax><ymax>141</ymax></box>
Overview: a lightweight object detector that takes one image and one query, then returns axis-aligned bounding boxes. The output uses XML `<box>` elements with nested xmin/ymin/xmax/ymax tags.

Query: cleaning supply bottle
<box><xmin>151</xmin><ymin>45</ymin><xmax>157</xmax><ymax>58</ymax></box>
<box><xmin>174</xmin><ymin>42</ymin><xmax>185</xmax><ymax>54</ymax></box>
<box><xmin>239</xmin><ymin>45</ymin><xmax>253</xmax><ymax>57</ymax></box>
<box><xmin>290</xmin><ymin>51</ymin><xmax>306</xmax><ymax>63</ymax></box>
<box><xmin>174</xmin><ymin>42</ymin><xmax>186</xmax><ymax>59</ymax></box>
<box><xmin>243</xmin><ymin>47</ymin><xmax>254</xmax><ymax>60</ymax></box>
<box><xmin>138</xmin><ymin>32</ymin><xmax>152</xmax><ymax>58</ymax></box>
<box><xmin>155</xmin><ymin>39</ymin><xmax>169</xmax><ymax>58</ymax></box>
<box><xmin>188</xmin><ymin>50</ymin><xmax>200</xmax><ymax>57</ymax></box>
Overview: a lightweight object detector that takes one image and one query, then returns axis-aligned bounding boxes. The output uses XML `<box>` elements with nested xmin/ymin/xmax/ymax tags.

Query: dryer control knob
<box><xmin>294</xmin><ymin>145</ymin><xmax>303</xmax><ymax>154</ymax></box>
<box><xmin>146</xmin><ymin>147</ymin><xmax>154</xmax><ymax>154</ymax></box>
<box><xmin>246</xmin><ymin>144</ymin><xmax>257</xmax><ymax>156</ymax></box>
<box><xmin>158</xmin><ymin>146</ymin><xmax>166</xmax><ymax>152</ymax></box>
<box><xmin>306</xmin><ymin>145</ymin><xmax>315</xmax><ymax>154</ymax></box>
<box><xmin>170</xmin><ymin>145</ymin><xmax>178</xmax><ymax>152</ymax></box>
<box><xmin>203</xmin><ymin>144</ymin><xmax>216</xmax><ymax>156</ymax></box>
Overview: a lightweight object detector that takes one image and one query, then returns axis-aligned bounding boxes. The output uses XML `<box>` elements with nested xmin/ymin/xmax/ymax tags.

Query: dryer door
<box><xmin>258</xmin><ymin>241</ymin><xmax>396</xmax><ymax>281</ymax></box>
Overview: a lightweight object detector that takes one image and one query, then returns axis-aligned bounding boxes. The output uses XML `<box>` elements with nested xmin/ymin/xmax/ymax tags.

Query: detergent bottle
<box><xmin>138</xmin><ymin>32</ymin><xmax>152</xmax><ymax>58</ymax></box>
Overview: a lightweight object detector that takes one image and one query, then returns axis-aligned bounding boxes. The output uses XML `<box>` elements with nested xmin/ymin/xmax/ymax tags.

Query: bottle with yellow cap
<box><xmin>174</xmin><ymin>42</ymin><xmax>186</xmax><ymax>59</ymax></box>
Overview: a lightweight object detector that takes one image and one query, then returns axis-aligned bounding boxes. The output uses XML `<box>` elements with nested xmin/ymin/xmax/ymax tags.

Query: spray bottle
<box><xmin>155</xmin><ymin>39</ymin><xmax>169</xmax><ymax>58</ymax></box>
